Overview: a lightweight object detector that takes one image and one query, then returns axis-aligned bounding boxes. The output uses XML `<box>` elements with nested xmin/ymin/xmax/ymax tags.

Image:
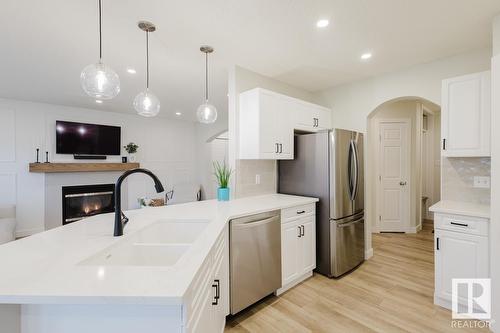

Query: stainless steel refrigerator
<box><xmin>279</xmin><ymin>129</ymin><xmax>365</xmax><ymax>277</ymax></box>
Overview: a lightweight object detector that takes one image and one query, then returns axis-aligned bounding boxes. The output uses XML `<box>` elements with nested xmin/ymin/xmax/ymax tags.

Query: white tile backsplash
<box><xmin>441</xmin><ymin>157</ymin><xmax>490</xmax><ymax>205</ymax></box>
<box><xmin>235</xmin><ymin>160</ymin><xmax>276</xmax><ymax>198</ymax></box>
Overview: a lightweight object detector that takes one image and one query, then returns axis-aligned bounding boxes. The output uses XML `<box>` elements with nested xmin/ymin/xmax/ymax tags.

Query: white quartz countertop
<box><xmin>429</xmin><ymin>200</ymin><xmax>490</xmax><ymax>219</ymax></box>
<box><xmin>0</xmin><ymin>194</ymin><xmax>317</xmax><ymax>306</ymax></box>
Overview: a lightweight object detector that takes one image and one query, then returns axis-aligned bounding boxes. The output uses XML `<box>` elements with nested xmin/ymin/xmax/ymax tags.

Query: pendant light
<box><xmin>80</xmin><ymin>0</ymin><xmax>120</xmax><ymax>100</ymax></box>
<box><xmin>196</xmin><ymin>46</ymin><xmax>217</xmax><ymax>124</ymax></box>
<box><xmin>134</xmin><ymin>21</ymin><xmax>160</xmax><ymax>117</ymax></box>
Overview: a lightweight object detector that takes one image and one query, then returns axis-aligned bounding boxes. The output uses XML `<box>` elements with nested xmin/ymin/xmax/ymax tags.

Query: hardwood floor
<box><xmin>225</xmin><ymin>220</ymin><xmax>488</xmax><ymax>332</ymax></box>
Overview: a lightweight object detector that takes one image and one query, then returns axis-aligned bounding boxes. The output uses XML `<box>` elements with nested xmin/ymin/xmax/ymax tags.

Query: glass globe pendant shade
<box><xmin>134</xmin><ymin>89</ymin><xmax>160</xmax><ymax>117</ymax></box>
<box><xmin>80</xmin><ymin>61</ymin><xmax>120</xmax><ymax>99</ymax></box>
<box><xmin>196</xmin><ymin>102</ymin><xmax>218</xmax><ymax>124</ymax></box>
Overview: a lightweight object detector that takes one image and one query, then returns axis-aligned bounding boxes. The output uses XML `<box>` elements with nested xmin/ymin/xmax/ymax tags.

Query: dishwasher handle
<box><xmin>231</xmin><ymin>216</ymin><xmax>279</xmax><ymax>229</ymax></box>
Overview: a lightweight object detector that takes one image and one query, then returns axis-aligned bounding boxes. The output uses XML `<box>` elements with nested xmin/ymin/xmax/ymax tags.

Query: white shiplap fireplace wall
<box><xmin>0</xmin><ymin>98</ymin><xmax>198</xmax><ymax>237</ymax></box>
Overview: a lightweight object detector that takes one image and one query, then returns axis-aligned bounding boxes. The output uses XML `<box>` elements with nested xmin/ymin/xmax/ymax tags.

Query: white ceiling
<box><xmin>1</xmin><ymin>0</ymin><xmax>499</xmax><ymax>121</ymax></box>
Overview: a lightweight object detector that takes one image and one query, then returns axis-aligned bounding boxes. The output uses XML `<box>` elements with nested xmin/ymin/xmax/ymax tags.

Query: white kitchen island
<box><xmin>0</xmin><ymin>194</ymin><xmax>318</xmax><ymax>333</ymax></box>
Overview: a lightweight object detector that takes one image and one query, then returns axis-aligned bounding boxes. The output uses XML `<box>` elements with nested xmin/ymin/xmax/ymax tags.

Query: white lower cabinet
<box><xmin>184</xmin><ymin>225</ymin><xmax>229</xmax><ymax>333</ymax></box>
<box><xmin>434</xmin><ymin>213</ymin><xmax>489</xmax><ymax>310</ymax></box>
<box><xmin>279</xmin><ymin>204</ymin><xmax>316</xmax><ymax>294</ymax></box>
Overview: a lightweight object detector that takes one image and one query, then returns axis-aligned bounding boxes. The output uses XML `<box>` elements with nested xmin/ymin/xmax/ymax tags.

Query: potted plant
<box><xmin>124</xmin><ymin>142</ymin><xmax>139</xmax><ymax>162</ymax></box>
<box><xmin>214</xmin><ymin>161</ymin><xmax>232</xmax><ymax>201</ymax></box>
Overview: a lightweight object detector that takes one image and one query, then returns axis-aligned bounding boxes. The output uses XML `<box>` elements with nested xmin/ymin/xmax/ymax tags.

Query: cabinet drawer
<box><xmin>435</xmin><ymin>213</ymin><xmax>489</xmax><ymax>236</ymax></box>
<box><xmin>282</xmin><ymin>204</ymin><xmax>315</xmax><ymax>222</ymax></box>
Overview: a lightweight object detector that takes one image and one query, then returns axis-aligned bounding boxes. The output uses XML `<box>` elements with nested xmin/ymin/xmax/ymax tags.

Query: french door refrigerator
<box><xmin>279</xmin><ymin>129</ymin><xmax>365</xmax><ymax>277</ymax></box>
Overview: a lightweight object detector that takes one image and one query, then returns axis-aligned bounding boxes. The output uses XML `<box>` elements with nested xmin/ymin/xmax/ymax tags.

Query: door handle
<box><xmin>275</xmin><ymin>143</ymin><xmax>279</xmax><ymax>153</ymax></box>
<box><xmin>212</xmin><ymin>279</ymin><xmax>220</xmax><ymax>305</ymax></box>
<box><xmin>436</xmin><ymin>237</ymin><xmax>440</xmax><ymax>250</ymax></box>
<box><xmin>300</xmin><ymin>225</ymin><xmax>305</xmax><ymax>237</ymax></box>
<box><xmin>442</xmin><ymin>139</ymin><xmax>446</xmax><ymax>150</ymax></box>
<box><xmin>279</xmin><ymin>143</ymin><xmax>283</xmax><ymax>154</ymax></box>
<box><xmin>297</xmin><ymin>226</ymin><xmax>302</xmax><ymax>238</ymax></box>
<box><xmin>399</xmin><ymin>181</ymin><xmax>407</xmax><ymax>186</ymax></box>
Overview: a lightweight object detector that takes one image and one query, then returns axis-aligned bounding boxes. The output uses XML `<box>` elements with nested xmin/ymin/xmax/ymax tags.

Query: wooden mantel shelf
<box><xmin>29</xmin><ymin>163</ymin><xmax>140</xmax><ymax>173</ymax></box>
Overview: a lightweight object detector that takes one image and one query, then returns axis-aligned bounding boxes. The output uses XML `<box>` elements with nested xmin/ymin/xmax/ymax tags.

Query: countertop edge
<box><xmin>429</xmin><ymin>200</ymin><xmax>490</xmax><ymax>219</ymax></box>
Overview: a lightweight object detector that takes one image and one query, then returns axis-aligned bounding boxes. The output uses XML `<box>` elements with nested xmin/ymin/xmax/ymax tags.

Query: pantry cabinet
<box><xmin>238</xmin><ymin>88</ymin><xmax>331</xmax><ymax>160</ymax></box>
<box><xmin>433</xmin><ymin>213</ymin><xmax>489</xmax><ymax>310</ymax></box>
<box><xmin>441</xmin><ymin>71</ymin><xmax>491</xmax><ymax>157</ymax></box>
<box><xmin>278</xmin><ymin>204</ymin><xmax>316</xmax><ymax>294</ymax></box>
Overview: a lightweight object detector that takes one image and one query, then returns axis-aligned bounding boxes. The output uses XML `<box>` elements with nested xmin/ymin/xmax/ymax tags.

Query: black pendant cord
<box><xmin>98</xmin><ymin>0</ymin><xmax>102</xmax><ymax>61</ymax></box>
<box><xmin>146</xmin><ymin>31</ymin><xmax>150</xmax><ymax>89</ymax></box>
<box><xmin>205</xmin><ymin>52</ymin><xmax>209</xmax><ymax>102</ymax></box>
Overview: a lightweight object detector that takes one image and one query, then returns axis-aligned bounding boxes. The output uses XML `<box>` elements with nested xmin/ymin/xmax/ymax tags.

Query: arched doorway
<box><xmin>366</xmin><ymin>97</ymin><xmax>440</xmax><ymax>236</ymax></box>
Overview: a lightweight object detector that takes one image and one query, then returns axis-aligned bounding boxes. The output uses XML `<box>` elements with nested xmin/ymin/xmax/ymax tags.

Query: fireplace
<box><xmin>62</xmin><ymin>184</ymin><xmax>115</xmax><ymax>225</ymax></box>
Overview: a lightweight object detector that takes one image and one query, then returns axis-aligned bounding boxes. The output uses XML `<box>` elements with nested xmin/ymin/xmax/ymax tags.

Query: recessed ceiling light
<box><xmin>95</xmin><ymin>100</ymin><xmax>103</xmax><ymax>104</ymax></box>
<box><xmin>316</xmin><ymin>19</ymin><xmax>329</xmax><ymax>28</ymax></box>
<box><xmin>361</xmin><ymin>53</ymin><xmax>373</xmax><ymax>60</ymax></box>
<box><xmin>127</xmin><ymin>68</ymin><xmax>137</xmax><ymax>74</ymax></box>
<box><xmin>175</xmin><ymin>112</ymin><xmax>182</xmax><ymax>116</ymax></box>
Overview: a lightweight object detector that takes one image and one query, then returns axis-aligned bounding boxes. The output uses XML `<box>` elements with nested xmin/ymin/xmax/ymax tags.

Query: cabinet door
<box><xmin>442</xmin><ymin>71</ymin><xmax>491</xmax><ymax>156</ymax></box>
<box><xmin>299</xmin><ymin>216</ymin><xmax>316</xmax><ymax>274</ymax></box>
<box><xmin>435</xmin><ymin>229</ymin><xmax>489</xmax><ymax>304</ymax></box>
<box><xmin>316</xmin><ymin>107</ymin><xmax>331</xmax><ymax>130</ymax></box>
<box><xmin>186</xmin><ymin>262</ymin><xmax>214</xmax><ymax>333</ymax></box>
<box><xmin>211</xmin><ymin>227</ymin><xmax>228</xmax><ymax>332</ymax></box>
<box><xmin>259</xmin><ymin>91</ymin><xmax>281</xmax><ymax>158</ymax></box>
<box><xmin>282</xmin><ymin>221</ymin><xmax>300</xmax><ymax>285</ymax></box>
<box><xmin>295</xmin><ymin>102</ymin><xmax>316</xmax><ymax>129</ymax></box>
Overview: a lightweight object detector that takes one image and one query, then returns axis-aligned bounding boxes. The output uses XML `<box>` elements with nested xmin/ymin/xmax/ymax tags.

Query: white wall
<box><xmin>228</xmin><ymin>65</ymin><xmax>319</xmax><ymax>198</ymax></box>
<box><xmin>194</xmin><ymin>118</ymin><xmax>229</xmax><ymax>200</ymax></box>
<box><xmin>314</xmin><ymin>48</ymin><xmax>491</xmax><ymax>132</ymax></box>
<box><xmin>0</xmin><ymin>99</ymin><xmax>197</xmax><ymax>236</ymax></box>
<box><xmin>490</xmin><ymin>14</ymin><xmax>500</xmax><ymax>333</ymax></box>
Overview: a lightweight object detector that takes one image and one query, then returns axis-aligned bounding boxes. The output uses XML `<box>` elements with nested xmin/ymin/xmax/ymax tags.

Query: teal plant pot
<box><xmin>217</xmin><ymin>187</ymin><xmax>230</xmax><ymax>201</ymax></box>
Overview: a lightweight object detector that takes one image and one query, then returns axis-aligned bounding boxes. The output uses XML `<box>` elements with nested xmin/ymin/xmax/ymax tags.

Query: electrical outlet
<box><xmin>473</xmin><ymin>176</ymin><xmax>490</xmax><ymax>189</ymax></box>
<box><xmin>255</xmin><ymin>174</ymin><xmax>261</xmax><ymax>185</ymax></box>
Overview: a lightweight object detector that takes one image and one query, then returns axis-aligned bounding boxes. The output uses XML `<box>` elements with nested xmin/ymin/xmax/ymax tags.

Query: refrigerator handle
<box><xmin>347</xmin><ymin>140</ymin><xmax>354</xmax><ymax>201</ymax></box>
<box><xmin>351</xmin><ymin>140</ymin><xmax>359</xmax><ymax>201</ymax></box>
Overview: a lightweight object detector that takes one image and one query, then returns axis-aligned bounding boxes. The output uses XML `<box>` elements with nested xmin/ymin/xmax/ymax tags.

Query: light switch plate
<box><xmin>473</xmin><ymin>176</ymin><xmax>490</xmax><ymax>188</ymax></box>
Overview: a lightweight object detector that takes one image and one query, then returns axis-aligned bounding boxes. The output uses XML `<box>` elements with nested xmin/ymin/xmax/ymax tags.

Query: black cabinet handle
<box><xmin>212</xmin><ymin>279</ymin><xmax>220</xmax><ymax>305</ymax></box>
<box><xmin>275</xmin><ymin>143</ymin><xmax>279</xmax><ymax>153</ymax></box>
<box><xmin>442</xmin><ymin>139</ymin><xmax>446</xmax><ymax>150</ymax></box>
<box><xmin>450</xmin><ymin>222</ymin><xmax>468</xmax><ymax>227</ymax></box>
<box><xmin>296</xmin><ymin>210</ymin><xmax>306</xmax><ymax>215</ymax></box>
<box><xmin>298</xmin><ymin>226</ymin><xmax>302</xmax><ymax>238</ymax></box>
<box><xmin>301</xmin><ymin>225</ymin><xmax>305</xmax><ymax>236</ymax></box>
<box><xmin>279</xmin><ymin>143</ymin><xmax>283</xmax><ymax>154</ymax></box>
<box><xmin>436</xmin><ymin>237</ymin><xmax>440</xmax><ymax>250</ymax></box>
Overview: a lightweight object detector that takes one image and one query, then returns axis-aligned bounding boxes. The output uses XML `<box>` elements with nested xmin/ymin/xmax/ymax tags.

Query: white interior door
<box><xmin>378</xmin><ymin>120</ymin><xmax>411</xmax><ymax>232</ymax></box>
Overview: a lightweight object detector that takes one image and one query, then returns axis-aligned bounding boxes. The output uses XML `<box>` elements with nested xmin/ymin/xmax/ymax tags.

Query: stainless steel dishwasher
<box><xmin>230</xmin><ymin>210</ymin><xmax>281</xmax><ymax>314</ymax></box>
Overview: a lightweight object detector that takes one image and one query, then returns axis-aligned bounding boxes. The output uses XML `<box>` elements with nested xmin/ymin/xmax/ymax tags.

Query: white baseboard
<box><xmin>15</xmin><ymin>228</ymin><xmax>43</xmax><ymax>238</ymax></box>
<box><xmin>275</xmin><ymin>271</ymin><xmax>313</xmax><ymax>296</ymax></box>
<box><xmin>365</xmin><ymin>248</ymin><xmax>374</xmax><ymax>259</ymax></box>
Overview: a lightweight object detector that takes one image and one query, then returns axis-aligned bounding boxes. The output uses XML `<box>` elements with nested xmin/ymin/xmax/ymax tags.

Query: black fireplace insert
<box><xmin>62</xmin><ymin>184</ymin><xmax>115</xmax><ymax>225</ymax></box>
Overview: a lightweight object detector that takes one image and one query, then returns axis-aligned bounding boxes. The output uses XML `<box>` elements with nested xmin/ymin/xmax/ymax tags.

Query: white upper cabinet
<box><xmin>294</xmin><ymin>100</ymin><xmax>331</xmax><ymax>132</ymax></box>
<box><xmin>239</xmin><ymin>88</ymin><xmax>331</xmax><ymax>160</ymax></box>
<box><xmin>441</xmin><ymin>71</ymin><xmax>491</xmax><ymax>157</ymax></box>
<box><xmin>239</xmin><ymin>88</ymin><xmax>293</xmax><ymax>159</ymax></box>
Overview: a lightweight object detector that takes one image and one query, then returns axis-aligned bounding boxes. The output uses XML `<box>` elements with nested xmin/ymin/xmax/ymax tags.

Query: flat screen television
<box><xmin>56</xmin><ymin>121</ymin><xmax>121</xmax><ymax>156</ymax></box>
